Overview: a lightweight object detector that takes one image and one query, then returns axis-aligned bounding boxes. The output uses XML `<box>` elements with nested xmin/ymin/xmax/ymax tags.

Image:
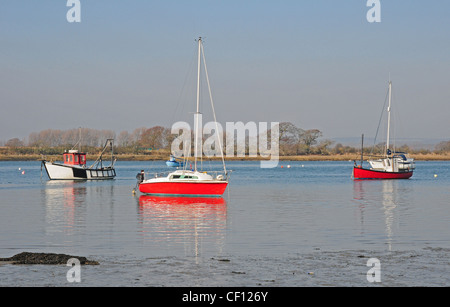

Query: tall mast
<box><xmin>386</xmin><ymin>80</ymin><xmax>392</xmax><ymax>156</ymax></box>
<box><xmin>196</xmin><ymin>37</ymin><xmax>201</xmax><ymax>116</ymax></box>
<box><xmin>360</xmin><ymin>133</ymin><xmax>364</xmax><ymax>166</ymax></box>
<box><xmin>78</xmin><ymin>127</ymin><xmax>81</xmax><ymax>152</ymax></box>
<box><xmin>194</xmin><ymin>37</ymin><xmax>202</xmax><ymax>171</ymax></box>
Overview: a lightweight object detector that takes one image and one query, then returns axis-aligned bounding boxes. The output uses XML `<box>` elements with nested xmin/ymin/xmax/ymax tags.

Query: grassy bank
<box><xmin>1</xmin><ymin>153</ymin><xmax>449</xmax><ymax>161</ymax></box>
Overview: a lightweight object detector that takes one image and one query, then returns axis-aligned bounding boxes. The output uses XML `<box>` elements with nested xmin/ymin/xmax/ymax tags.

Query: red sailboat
<box><xmin>353</xmin><ymin>81</ymin><xmax>415</xmax><ymax>180</ymax></box>
<box><xmin>137</xmin><ymin>37</ymin><xmax>229</xmax><ymax>197</ymax></box>
<box><xmin>138</xmin><ymin>169</ymin><xmax>228</xmax><ymax>196</ymax></box>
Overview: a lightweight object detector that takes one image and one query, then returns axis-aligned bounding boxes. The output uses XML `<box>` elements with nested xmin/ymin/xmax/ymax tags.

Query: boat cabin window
<box><xmin>63</xmin><ymin>153</ymin><xmax>87</xmax><ymax>166</ymax></box>
<box><xmin>398</xmin><ymin>154</ymin><xmax>407</xmax><ymax>161</ymax></box>
<box><xmin>170</xmin><ymin>174</ymin><xmax>198</xmax><ymax>179</ymax></box>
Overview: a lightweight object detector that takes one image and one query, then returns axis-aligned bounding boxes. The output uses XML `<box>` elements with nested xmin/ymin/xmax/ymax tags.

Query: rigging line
<box><xmin>170</xmin><ymin>45</ymin><xmax>197</xmax><ymax>170</ymax></box>
<box><xmin>391</xmin><ymin>83</ymin><xmax>397</xmax><ymax>152</ymax></box>
<box><xmin>171</xmin><ymin>46</ymin><xmax>198</xmax><ymax>127</ymax></box>
<box><xmin>391</xmin><ymin>83</ymin><xmax>405</xmax><ymax>150</ymax></box>
<box><xmin>70</xmin><ymin>127</ymin><xmax>82</xmax><ymax>152</ymax></box>
<box><xmin>370</xmin><ymin>86</ymin><xmax>390</xmax><ymax>155</ymax></box>
<box><xmin>201</xmin><ymin>42</ymin><xmax>227</xmax><ymax>175</ymax></box>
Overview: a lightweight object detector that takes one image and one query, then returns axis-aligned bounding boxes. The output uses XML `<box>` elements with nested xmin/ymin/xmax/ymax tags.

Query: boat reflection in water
<box><xmin>139</xmin><ymin>195</ymin><xmax>226</xmax><ymax>206</ymax></box>
<box><xmin>43</xmin><ymin>181</ymin><xmax>88</xmax><ymax>235</ymax></box>
<box><xmin>353</xmin><ymin>180</ymin><xmax>412</xmax><ymax>251</ymax></box>
<box><xmin>138</xmin><ymin>195</ymin><xmax>227</xmax><ymax>258</ymax></box>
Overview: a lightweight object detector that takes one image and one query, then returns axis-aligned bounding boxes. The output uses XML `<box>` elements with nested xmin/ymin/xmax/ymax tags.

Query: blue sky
<box><xmin>1</xmin><ymin>1</ymin><xmax>449</xmax><ymax>144</ymax></box>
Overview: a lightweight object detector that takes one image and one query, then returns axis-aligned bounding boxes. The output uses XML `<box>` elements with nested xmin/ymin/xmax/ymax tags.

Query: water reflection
<box><xmin>352</xmin><ymin>180</ymin><xmax>367</xmax><ymax>234</ymax></box>
<box><xmin>138</xmin><ymin>196</ymin><xmax>227</xmax><ymax>258</ymax></box>
<box><xmin>353</xmin><ymin>180</ymin><xmax>412</xmax><ymax>250</ymax></box>
<box><xmin>43</xmin><ymin>181</ymin><xmax>87</xmax><ymax>235</ymax></box>
<box><xmin>381</xmin><ymin>181</ymin><xmax>397</xmax><ymax>250</ymax></box>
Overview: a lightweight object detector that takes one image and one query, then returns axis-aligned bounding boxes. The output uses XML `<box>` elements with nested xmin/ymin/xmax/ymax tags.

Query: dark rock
<box><xmin>211</xmin><ymin>257</ymin><xmax>230</xmax><ymax>262</ymax></box>
<box><xmin>0</xmin><ymin>252</ymin><xmax>99</xmax><ymax>265</ymax></box>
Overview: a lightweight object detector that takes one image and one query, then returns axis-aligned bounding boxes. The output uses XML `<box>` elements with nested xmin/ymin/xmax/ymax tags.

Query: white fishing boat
<box><xmin>42</xmin><ymin>139</ymin><xmax>116</xmax><ymax>180</ymax></box>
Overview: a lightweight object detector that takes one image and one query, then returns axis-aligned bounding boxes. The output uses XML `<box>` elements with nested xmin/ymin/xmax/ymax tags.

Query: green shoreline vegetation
<box><xmin>1</xmin><ymin>125</ymin><xmax>449</xmax><ymax>162</ymax></box>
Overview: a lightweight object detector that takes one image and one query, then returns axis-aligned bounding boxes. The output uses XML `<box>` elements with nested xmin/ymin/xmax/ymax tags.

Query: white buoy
<box><xmin>434</xmin><ymin>174</ymin><xmax>437</xmax><ymax>178</ymax></box>
<box><xmin>287</xmin><ymin>165</ymin><xmax>291</xmax><ymax>168</ymax></box>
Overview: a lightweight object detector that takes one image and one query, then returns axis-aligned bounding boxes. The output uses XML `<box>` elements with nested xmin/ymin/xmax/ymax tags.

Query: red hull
<box><xmin>139</xmin><ymin>195</ymin><xmax>226</xmax><ymax>206</ymax></box>
<box><xmin>353</xmin><ymin>166</ymin><xmax>413</xmax><ymax>180</ymax></box>
<box><xmin>139</xmin><ymin>181</ymin><xmax>228</xmax><ymax>197</ymax></box>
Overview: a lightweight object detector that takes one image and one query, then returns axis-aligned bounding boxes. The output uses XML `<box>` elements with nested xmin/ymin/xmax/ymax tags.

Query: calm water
<box><xmin>0</xmin><ymin>160</ymin><xmax>449</xmax><ymax>286</ymax></box>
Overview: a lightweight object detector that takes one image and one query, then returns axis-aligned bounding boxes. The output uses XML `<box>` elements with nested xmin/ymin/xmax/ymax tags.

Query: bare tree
<box><xmin>117</xmin><ymin>131</ymin><xmax>131</xmax><ymax>147</ymax></box>
<box><xmin>435</xmin><ymin>140</ymin><xmax>450</xmax><ymax>153</ymax></box>
<box><xmin>138</xmin><ymin>126</ymin><xmax>167</xmax><ymax>150</ymax></box>
<box><xmin>301</xmin><ymin>129</ymin><xmax>322</xmax><ymax>154</ymax></box>
<box><xmin>5</xmin><ymin>138</ymin><xmax>24</xmax><ymax>147</ymax></box>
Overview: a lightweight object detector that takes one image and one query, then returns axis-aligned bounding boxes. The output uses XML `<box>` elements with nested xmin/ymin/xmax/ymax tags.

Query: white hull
<box><xmin>43</xmin><ymin>161</ymin><xmax>116</xmax><ymax>180</ymax></box>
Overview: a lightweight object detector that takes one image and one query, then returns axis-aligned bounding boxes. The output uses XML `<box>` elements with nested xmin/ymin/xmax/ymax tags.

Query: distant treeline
<box><xmin>1</xmin><ymin>124</ymin><xmax>449</xmax><ymax>156</ymax></box>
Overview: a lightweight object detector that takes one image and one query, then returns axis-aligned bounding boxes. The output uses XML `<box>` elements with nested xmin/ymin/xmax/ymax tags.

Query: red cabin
<box><xmin>63</xmin><ymin>150</ymin><xmax>87</xmax><ymax>166</ymax></box>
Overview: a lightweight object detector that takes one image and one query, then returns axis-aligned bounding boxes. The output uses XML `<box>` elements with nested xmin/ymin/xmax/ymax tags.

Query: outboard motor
<box><xmin>132</xmin><ymin>170</ymin><xmax>145</xmax><ymax>194</ymax></box>
<box><xmin>136</xmin><ymin>170</ymin><xmax>145</xmax><ymax>184</ymax></box>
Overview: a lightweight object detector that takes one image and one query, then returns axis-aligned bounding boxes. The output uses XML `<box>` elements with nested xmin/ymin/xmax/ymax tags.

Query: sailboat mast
<box><xmin>386</xmin><ymin>81</ymin><xmax>392</xmax><ymax>156</ymax></box>
<box><xmin>194</xmin><ymin>37</ymin><xmax>202</xmax><ymax>171</ymax></box>
<box><xmin>196</xmin><ymin>37</ymin><xmax>202</xmax><ymax>116</ymax></box>
<box><xmin>360</xmin><ymin>133</ymin><xmax>364</xmax><ymax>166</ymax></box>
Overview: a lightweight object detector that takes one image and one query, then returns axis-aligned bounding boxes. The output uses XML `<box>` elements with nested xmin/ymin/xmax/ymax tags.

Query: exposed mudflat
<box><xmin>0</xmin><ymin>252</ymin><xmax>99</xmax><ymax>265</ymax></box>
